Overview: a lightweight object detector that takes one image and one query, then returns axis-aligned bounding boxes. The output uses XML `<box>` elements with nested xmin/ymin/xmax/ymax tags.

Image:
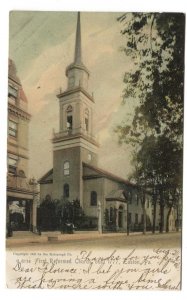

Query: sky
<box><xmin>9</xmin><ymin>11</ymin><xmax>134</xmax><ymax>180</ymax></box>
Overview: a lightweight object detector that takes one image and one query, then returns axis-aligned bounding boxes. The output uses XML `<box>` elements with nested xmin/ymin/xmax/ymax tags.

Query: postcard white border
<box><xmin>0</xmin><ymin>1</ymin><xmax>186</xmax><ymax>300</ymax></box>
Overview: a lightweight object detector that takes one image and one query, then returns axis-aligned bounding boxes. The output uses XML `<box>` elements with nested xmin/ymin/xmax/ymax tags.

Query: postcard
<box><xmin>6</xmin><ymin>10</ymin><xmax>184</xmax><ymax>291</ymax></box>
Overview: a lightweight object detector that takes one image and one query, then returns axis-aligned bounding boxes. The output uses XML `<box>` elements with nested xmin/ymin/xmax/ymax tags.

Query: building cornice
<box><xmin>52</xmin><ymin>132</ymin><xmax>99</xmax><ymax>148</ymax></box>
<box><xmin>7</xmin><ymin>186</ymin><xmax>34</xmax><ymax>196</ymax></box>
<box><xmin>8</xmin><ymin>75</ymin><xmax>21</xmax><ymax>86</ymax></box>
<box><xmin>57</xmin><ymin>86</ymin><xmax>94</xmax><ymax>103</ymax></box>
<box><xmin>7</xmin><ymin>141</ymin><xmax>28</xmax><ymax>152</ymax></box>
<box><xmin>7</xmin><ymin>150</ymin><xmax>29</xmax><ymax>160</ymax></box>
<box><xmin>66</xmin><ymin>63</ymin><xmax>90</xmax><ymax>77</ymax></box>
<box><xmin>8</xmin><ymin>103</ymin><xmax>31</xmax><ymax>120</ymax></box>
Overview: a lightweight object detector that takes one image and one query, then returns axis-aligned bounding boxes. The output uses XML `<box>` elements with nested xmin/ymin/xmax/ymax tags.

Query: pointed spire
<box><xmin>65</xmin><ymin>11</ymin><xmax>89</xmax><ymax>80</ymax></box>
<box><xmin>74</xmin><ymin>12</ymin><xmax>82</xmax><ymax>64</ymax></box>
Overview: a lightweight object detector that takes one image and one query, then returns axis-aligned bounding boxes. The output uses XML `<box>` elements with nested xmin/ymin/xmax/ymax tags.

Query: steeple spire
<box><xmin>74</xmin><ymin>12</ymin><xmax>82</xmax><ymax>64</ymax></box>
<box><xmin>65</xmin><ymin>11</ymin><xmax>90</xmax><ymax>90</ymax></box>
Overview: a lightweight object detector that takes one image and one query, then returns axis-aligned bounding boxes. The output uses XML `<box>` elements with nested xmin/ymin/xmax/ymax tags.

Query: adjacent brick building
<box><xmin>7</xmin><ymin>59</ymin><xmax>37</xmax><ymax>232</ymax></box>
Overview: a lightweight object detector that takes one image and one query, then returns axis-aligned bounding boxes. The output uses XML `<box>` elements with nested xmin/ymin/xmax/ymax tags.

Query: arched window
<box><xmin>90</xmin><ymin>191</ymin><xmax>97</xmax><ymax>206</ymax></box>
<box><xmin>64</xmin><ymin>161</ymin><xmax>70</xmax><ymax>176</ymax></box>
<box><xmin>64</xmin><ymin>184</ymin><xmax>69</xmax><ymax>198</ymax></box>
<box><xmin>66</xmin><ymin>105</ymin><xmax>73</xmax><ymax>130</ymax></box>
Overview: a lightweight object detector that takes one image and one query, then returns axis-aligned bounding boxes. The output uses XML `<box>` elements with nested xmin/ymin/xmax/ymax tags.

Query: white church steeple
<box><xmin>74</xmin><ymin>11</ymin><xmax>82</xmax><ymax>64</ymax></box>
<box><xmin>66</xmin><ymin>12</ymin><xmax>89</xmax><ymax>91</ymax></box>
<box><xmin>52</xmin><ymin>11</ymin><xmax>99</xmax><ymax>202</ymax></box>
<box><xmin>56</xmin><ymin>12</ymin><xmax>96</xmax><ymax>138</ymax></box>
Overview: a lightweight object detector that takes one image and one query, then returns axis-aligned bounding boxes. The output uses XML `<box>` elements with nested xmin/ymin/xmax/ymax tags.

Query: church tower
<box><xmin>52</xmin><ymin>12</ymin><xmax>99</xmax><ymax>204</ymax></box>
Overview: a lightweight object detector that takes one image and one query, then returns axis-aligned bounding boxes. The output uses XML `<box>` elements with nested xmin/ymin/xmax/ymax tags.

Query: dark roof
<box><xmin>38</xmin><ymin>169</ymin><xmax>53</xmax><ymax>184</ymax></box>
<box><xmin>38</xmin><ymin>164</ymin><xmax>136</xmax><ymax>187</ymax></box>
<box><xmin>83</xmin><ymin>162</ymin><xmax>136</xmax><ymax>187</ymax></box>
<box><xmin>57</xmin><ymin>86</ymin><xmax>94</xmax><ymax>103</ymax></box>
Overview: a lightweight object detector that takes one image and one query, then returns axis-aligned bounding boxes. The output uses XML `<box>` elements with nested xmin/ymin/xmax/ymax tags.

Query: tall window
<box><xmin>67</xmin><ymin>115</ymin><xmax>73</xmax><ymax>130</ymax></box>
<box><xmin>8</xmin><ymin>120</ymin><xmax>17</xmax><ymax>137</ymax></box>
<box><xmin>64</xmin><ymin>184</ymin><xmax>69</xmax><ymax>198</ymax></box>
<box><xmin>8</xmin><ymin>154</ymin><xmax>18</xmax><ymax>174</ymax></box>
<box><xmin>90</xmin><ymin>191</ymin><xmax>97</xmax><ymax>206</ymax></box>
<box><xmin>85</xmin><ymin>108</ymin><xmax>89</xmax><ymax>131</ymax></box>
<box><xmin>64</xmin><ymin>161</ymin><xmax>70</xmax><ymax>176</ymax></box>
<box><xmin>85</xmin><ymin>118</ymin><xmax>89</xmax><ymax>131</ymax></box>
<box><xmin>66</xmin><ymin>105</ymin><xmax>73</xmax><ymax>130</ymax></box>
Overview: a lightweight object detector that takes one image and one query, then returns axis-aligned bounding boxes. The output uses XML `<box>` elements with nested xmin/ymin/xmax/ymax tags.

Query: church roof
<box><xmin>38</xmin><ymin>169</ymin><xmax>53</xmax><ymax>184</ymax></box>
<box><xmin>106</xmin><ymin>189</ymin><xmax>127</xmax><ymax>201</ymax></box>
<box><xmin>82</xmin><ymin>162</ymin><xmax>136</xmax><ymax>187</ymax></box>
<box><xmin>38</xmin><ymin>163</ymin><xmax>135</xmax><ymax>187</ymax></box>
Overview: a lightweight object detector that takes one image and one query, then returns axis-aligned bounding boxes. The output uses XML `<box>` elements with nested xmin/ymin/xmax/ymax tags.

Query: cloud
<box><xmin>10</xmin><ymin>12</ymin><xmax>133</xmax><ymax>180</ymax></box>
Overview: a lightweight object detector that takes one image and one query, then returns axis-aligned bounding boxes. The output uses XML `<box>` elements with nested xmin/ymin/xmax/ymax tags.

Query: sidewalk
<box><xmin>6</xmin><ymin>230</ymin><xmax>127</xmax><ymax>247</ymax></box>
<box><xmin>6</xmin><ymin>230</ymin><xmax>175</xmax><ymax>247</ymax></box>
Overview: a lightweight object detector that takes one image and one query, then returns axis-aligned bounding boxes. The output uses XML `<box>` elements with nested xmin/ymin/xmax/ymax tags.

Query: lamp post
<box><xmin>98</xmin><ymin>201</ymin><xmax>102</xmax><ymax>234</ymax></box>
<box><xmin>29</xmin><ymin>177</ymin><xmax>38</xmax><ymax>233</ymax></box>
<box><xmin>127</xmin><ymin>191</ymin><xmax>130</xmax><ymax>236</ymax></box>
<box><xmin>123</xmin><ymin>190</ymin><xmax>130</xmax><ymax>236</ymax></box>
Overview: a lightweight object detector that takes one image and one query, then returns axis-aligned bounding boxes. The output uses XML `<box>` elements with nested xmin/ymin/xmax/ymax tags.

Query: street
<box><xmin>7</xmin><ymin>231</ymin><xmax>181</xmax><ymax>251</ymax></box>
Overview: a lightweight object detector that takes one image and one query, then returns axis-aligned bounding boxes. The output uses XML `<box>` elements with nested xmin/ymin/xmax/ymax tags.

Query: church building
<box><xmin>39</xmin><ymin>13</ymin><xmax>176</xmax><ymax>233</ymax></box>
